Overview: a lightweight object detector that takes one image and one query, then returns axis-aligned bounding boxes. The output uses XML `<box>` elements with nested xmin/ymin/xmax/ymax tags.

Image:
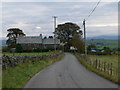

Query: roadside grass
<box><xmin>0</xmin><ymin>67</ymin><xmax>2</xmax><ymax>89</ymax></box>
<box><xmin>88</xmin><ymin>55</ymin><xmax>118</xmax><ymax>76</ymax></box>
<box><xmin>2</xmin><ymin>51</ymin><xmax>58</xmax><ymax>56</ymax></box>
<box><xmin>2</xmin><ymin>53</ymin><xmax>64</xmax><ymax>88</ymax></box>
<box><xmin>74</xmin><ymin>53</ymin><xmax>119</xmax><ymax>84</ymax></box>
<box><xmin>0</xmin><ymin>46</ymin><xmax>2</xmax><ymax>89</ymax></box>
<box><xmin>0</xmin><ymin>47</ymin><xmax>1</xmax><ymax>51</ymax></box>
<box><xmin>0</xmin><ymin>46</ymin><xmax>2</xmax><ymax>54</ymax></box>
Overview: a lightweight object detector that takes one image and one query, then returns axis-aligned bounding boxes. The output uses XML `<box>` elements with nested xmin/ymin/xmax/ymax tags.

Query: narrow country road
<box><xmin>24</xmin><ymin>53</ymin><xmax>118</xmax><ymax>88</ymax></box>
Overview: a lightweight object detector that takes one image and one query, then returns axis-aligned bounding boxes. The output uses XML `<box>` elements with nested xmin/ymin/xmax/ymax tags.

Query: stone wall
<box><xmin>1</xmin><ymin>53</ymin><xmax>62</xmax><ymax>69</ymax></box>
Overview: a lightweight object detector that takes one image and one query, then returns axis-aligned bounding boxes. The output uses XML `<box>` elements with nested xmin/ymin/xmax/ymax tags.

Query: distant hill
<box><xmin>0</xmin><ymin>40</ymin><xmax>7</xmax><ymax>46</ymax></box>
<box><xmin>2</xmin><ymin>40</ymin><xmax>7</xmax><ymax>46</ymax></box>
<box><xmin>0</xmin><ymin>37</ymin><xmax>7</xmax><ymax>46</ymax></box>
<box><xmin>87</xmin><ymin>35</ymin><xmax>119</xmax><ymax>40</ymax></box>
<box><xmin>87</xmin><ymin>39</ymin><xmax>118</xmax><ymax>49</ymax></box>
<box><xmin>0</xmin><ymin>35</ymin><xmax>119</xmax><ymax>47</ymax></box>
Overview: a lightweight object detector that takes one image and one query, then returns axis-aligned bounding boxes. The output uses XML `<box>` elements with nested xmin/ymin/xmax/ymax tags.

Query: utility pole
<box><xmin>83</xmin><ymin>19</ymin><xmax>87</xmax><ymax>55</ymax></box>
<box><xmin>53</xmin><ymin>16</ymin><xmax>57</xmax><ymax>51</ymax></box>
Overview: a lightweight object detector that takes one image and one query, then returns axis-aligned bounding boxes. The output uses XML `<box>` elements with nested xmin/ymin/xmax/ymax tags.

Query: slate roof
<box><xmin>17</xmin><ymin>36</ymin><xmax>42</xmax><ymax>44</ymax></box>
<box><xmin>17</xmin><ymin>36</ymin><xmax>60</xmax><ymax>45</ymax></box>
<box><xmin>43</xmin><ymin>38</ymin><xmax>60</xmax><ymax>45</ymax></box>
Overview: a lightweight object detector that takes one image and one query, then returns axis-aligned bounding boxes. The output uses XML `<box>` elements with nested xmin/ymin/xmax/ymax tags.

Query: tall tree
<box><xmin>69</xmin><ymin>33</ymin><xmax>85</xmax><ymax>53</ymax></box>
<box><xmin>48</xmin><ymin>36</ymin><xmax>53</xmax><ymax>38</ymax></box>
<box><xmin>54</xmin><ymin>22</ymin><xmax>81</xmax><ymax>43</ymax></box>
<box><xmin>6</xmin><ymin>28</ymin><xmax>25</xmax><ymax>48</ymax></box>
<box><xmin>87</xmin><ymin>44</ymin><xmax>96</xmax><ymax>51</ymax></box>
<box><xmin>54</xmin><ymin>22</ymin><xmax>83</xmax><ymax>51</ymax></box>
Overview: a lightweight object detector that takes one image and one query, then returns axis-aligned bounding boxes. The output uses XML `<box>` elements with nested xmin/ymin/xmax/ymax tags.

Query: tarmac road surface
<box><xmin>24</xmin><ymin>53</ymin><xmax>118</xmax><ymax>88</ymax></box>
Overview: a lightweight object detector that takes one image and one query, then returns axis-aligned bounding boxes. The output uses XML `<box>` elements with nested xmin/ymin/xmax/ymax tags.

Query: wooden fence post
<box><xmin>98</xmin><ymin>60</ymin><xmax>100</xmax><ymax>70</ymax></box>
<box><xmin>93</xmin><ymin>60</ymin><xmax>94</xmax><ymax>68</ymax></box>
<box><xmin>91</xmin><ymin>60</ymin><xmax>93</xmax><ymax>67</ymax></box>
<box><xmin>104</xmin><ymin>62</ymin><xmax>106</xmax><ymax>72</ymax></box>
<box><xmin>100</xmin><ymin>61</ymin><xmax>102</xmax><ymax>71</ymax></box>
<box><xmin>107</xmin><ymin>63</ymin><xmax>108</xmax><ymax>74</ymax></box>
<box><xmin>95</xmin><ymin>59</ymin><xmax>97</xmax><ymax>69</ymax></box>
<box><xmin>90</xmin><ymin>60</ymin><xmax>91</xmax><ymax>66</ymax></box>
<box><xmin>110</xmin><ymin>63</ymin><xmax>112</xmax><ymax>75</ymax></box>
<box><xmin>108</xmin><ymin>63</ymin><xmax>110</xmax><ymax>74</ymax></box>
<box><xmin>101</xmin><ymin>61</ymin><xmax>102</xmax><ymax>71</ymax></box>
<box><xmin>92</xmin><ymin>60</ymin><xmax>94</xmax><ymax>68</ymax></box>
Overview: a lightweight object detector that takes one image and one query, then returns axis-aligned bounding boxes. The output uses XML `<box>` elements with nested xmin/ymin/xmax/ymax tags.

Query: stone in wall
<box><xmin>2</xmin><ymin>53</ymin><xmax>62</xmax><ymax>69</ymax></box>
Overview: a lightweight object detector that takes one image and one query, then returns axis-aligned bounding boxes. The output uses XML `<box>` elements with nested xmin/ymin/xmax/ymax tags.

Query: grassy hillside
<box><xmin>0</xmin><ymin>40</ymin><xmax>7</xmax><ymax>46</ymax></box>
<box><xmin>87</xmin><ymin>39</ymin><xmax>118</xmax><ymax>50</ymax></box>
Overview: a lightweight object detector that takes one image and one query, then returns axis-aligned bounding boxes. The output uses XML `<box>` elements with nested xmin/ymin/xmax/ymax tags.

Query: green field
<box><xmin>74</xmin><ymin>53</ymin><xmax>119</xmax><ymax>84</ymax></box>
<box><xmin>88</xmin><ymin>55</ymin><xmax>118</xmax><ymax>76</ymax></box>
<box><xmin>2</xmin><ymin>51</ymin><xmax>59</xmax><ymax>56</ymax></box>
<box><xmin>87</xmin><ymin>39</ymin><xmax>118</xmax><ymax>50</ymax></box>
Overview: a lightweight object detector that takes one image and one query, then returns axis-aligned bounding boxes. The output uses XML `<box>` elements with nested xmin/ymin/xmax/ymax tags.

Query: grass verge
<box><xmin>74</xmin><ymin>53</ymin><xmax>119</xmax><ymax>84</ymax></box>
<box><xmin>2</xmin><ymin>53</ymin><xmax>64</xmax><ymax>88</ymax></box>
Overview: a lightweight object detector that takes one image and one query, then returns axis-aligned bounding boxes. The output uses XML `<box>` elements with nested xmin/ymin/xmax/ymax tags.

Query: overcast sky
<box><xmin>1</xmin><ymin>1</ymin><xmax>118</xmax><ymax>38</ymax></box>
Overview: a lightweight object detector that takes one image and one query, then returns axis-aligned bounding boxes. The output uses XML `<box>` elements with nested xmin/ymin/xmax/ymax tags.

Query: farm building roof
<box><xmin>43</xmin><ymin>38</ymin><xmax>60</xmax><ymax>45</ymax></box>
<box><xmin>17</xmin><ymin>36</ymin><xmax>60</xmax><ymax>45</ymax></box>
<box><xmin>17</xmin><ymin>36</ymin><xmax>42</xmax><ymax>44</ymax></box>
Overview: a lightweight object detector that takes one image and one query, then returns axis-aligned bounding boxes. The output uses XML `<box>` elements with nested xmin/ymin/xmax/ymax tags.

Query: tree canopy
<box><xmin>69</xmin><ymin>33</ymin><xmax>85</xmax><ymax>53</ymax></box>
<box><xmin>54</xmin><ymin>22</ymin><xmax>84</xmax><ymax>52</ymax></box>
<box><xmin>49</xmin><ymin>36</ymin><xmax>53</xmax><ymax>38</ymax></box>
<box><xmin>87</xmin><ymin>44</ymin><xmax>96</xmax><ymax>51</ymax></box>
<box><xmin>6</xmin><ymin>28</ymin><xmax>25</xmax><ymax>48</ymax></box>
<box><xmin>54</xmin><ymin>22</ymin><xmax>82</xmax><ymax>43</ymax></box>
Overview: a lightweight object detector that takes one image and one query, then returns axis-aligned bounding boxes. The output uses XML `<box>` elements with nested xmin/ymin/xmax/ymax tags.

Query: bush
<box><xmin>33</xmin><ymin>48</ymin><xmax>42</xmax><ymax>52</ymax></box>
<box><xmin>103</xmin><ymin>47</ymin><xmax>110</xmax><ymax>50</ymax></box>
<box><xmin>33</xmin><ymin>46</ymin><xmax>55</xmax><ymax>52</ymax></box>
<box><xmin>87</xmin><ymin>44</ymin><xmax>96</xmax><ymax>51</ymax></box>
<box><xmin>56</xmin><ymin>46</ymin><xmax>64</xmax><ymax>50</ymax></box>
<box><xmin>16</xmin><ymin>44</ymin><xmax>23</xmax><ymax>52</ymax></box>
<box><xmin>46</xmin><ymin>46</ymin><xmax>54</xmax><ymax>51</ymax></box>
<box><xmin>22</xmin><ymin>48</ymin><xmax>33</xmax><ymax>52</ymax></box>
<box><xmin>2</xmin><ymin>46</ymin><xmax>9</xmax><ymax>52</ymax></box>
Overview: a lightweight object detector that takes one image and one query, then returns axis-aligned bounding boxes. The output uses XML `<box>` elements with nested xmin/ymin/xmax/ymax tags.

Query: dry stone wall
<box><xmin>1</xmin><ymin>53</ymin><xmax>62</xmax><ymax>69</ymax></box>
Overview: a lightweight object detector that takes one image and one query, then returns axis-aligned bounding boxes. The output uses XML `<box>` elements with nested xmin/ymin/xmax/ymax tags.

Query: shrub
<box><xmin>33</xmin><ymin>48</ymin><xmax>42</xmax><ymax>52</ymax></box>
<box><xmin>16</xmin><ymin>44</ymin><xmax>23</xmax><ymax>52</ymax></box>
<box><xmin>33</xmin><ymin>46</ymin><xmax>55</xmax><ymax>52</ymax></box>
<box><xmin>56</xmin><ymin>46</ymin><xmax>64</xmax><ymax>50</ymax></box>
<box><xmin>2</xmin><ymin>46</ymin><xmax>9</xmax><ymax>52</ymax></box>
<box><xmin>87</xmin><ymin>44</ymin><xmax>96</xmax><ymax>51</ymax></box>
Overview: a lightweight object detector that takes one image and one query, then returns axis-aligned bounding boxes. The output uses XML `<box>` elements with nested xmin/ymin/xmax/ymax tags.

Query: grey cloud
<box><xmin>2</xmin><ymin>2</ymin><xmax>118</xmax><ymax>38</ymax></box>
<box><xmin>3</xmin><ymin>0</ymin><xmax>119</xmax><ymax>2</ymax></box>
